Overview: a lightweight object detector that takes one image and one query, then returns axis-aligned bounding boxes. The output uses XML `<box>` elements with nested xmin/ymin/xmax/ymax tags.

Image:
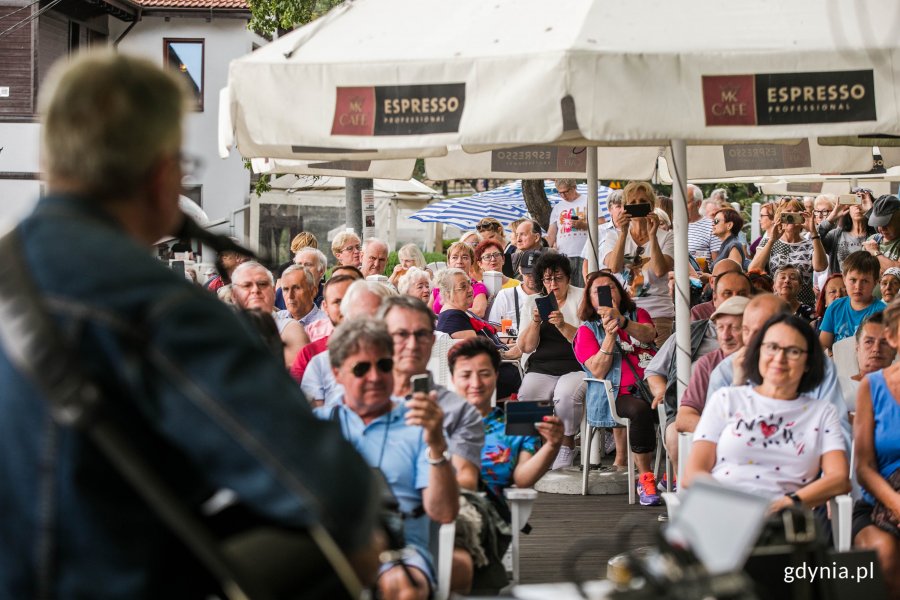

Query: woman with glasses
<box><xmin>749</xmin><ymin>201</ymin><xmax>777</xmax><ymax>258</ymax></box>
<box><xmin>330</xmin><ymin>231</ymin><xmax>362</xmax><ymax>269</ymax></box>
<box><xmin>474</xmin><ymin>239</ymin><xmax>520</xmax><ymax>290</ymax></box>
<box><xmin>773</xmin><ymin>265</ymin><xmax>816</xmax><ymax>324</ymax></box>
<box><xmin>685</xmin><ymin>314</ymin><xmax>850</xmax><ymax>513</ymax></box>
<box><xmin>601</xmin><ymin>181</ymin><xmax>675</xmax><ymax>346</ymax></box>
<box><xmin>748</xmin><ymin>198</ymin><xmax>827</xmax><ymax>306</ymax></box>
<box><xmin>516</xmin><ymin>252</ymin><xmax>585</xmax><ymax>469</ymax></box>
<box><xmin>710</xmin><ymin>207</ymin><xmax>746</xmax><ymax>270</ymax></box>
<box><xmin>432</xmin><ymin>242</ymin><xmax>489</xmax><ymax>317</ymax></box>
<box><xmin>817</xmin><ymin>194</ymin><xmax>875</xmax><ymax>276</ymax></box>
<box><xmin>574</xmin><ymin>271</ymin><xmax>659</xmax><ymax>504</ymax></box>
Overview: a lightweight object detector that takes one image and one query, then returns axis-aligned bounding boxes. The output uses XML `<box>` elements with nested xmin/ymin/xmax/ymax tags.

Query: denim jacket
<box><xmin>0</xmin><ymin>195</ymin><xmax>378</xmax><ymax>599</ymax></box>
<box><xmin>579</xmin><ymin>318</ymin><xmax>627</xmax><ymax>428</ymax></box>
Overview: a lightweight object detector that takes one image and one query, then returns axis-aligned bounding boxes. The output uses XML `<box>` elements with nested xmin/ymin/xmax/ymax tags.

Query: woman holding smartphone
<box><xmin>748</xmin><ymin>198</ymin><xmax>827</xmax><ymax>306</ymax></box>
<box><xmin>600</xmin><ymin>181</ymin><xmax>675</xmax><ymax>346</ymax></box>
<box><xmin>817</xmin><ymin>194</ymin><xmax>874</xmax><ymax>275</ymax></box>
<box><xmin>516</xmin><ymin>252</ymin><xmax>584</xmax><ymax>469</ymax></box>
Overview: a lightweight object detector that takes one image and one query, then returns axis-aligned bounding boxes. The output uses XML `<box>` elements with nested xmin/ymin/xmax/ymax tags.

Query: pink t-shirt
<box><xmin>573</xmin><ymin>308</ymin><xmax>655</xmax><ymax>390</ymax></box>
<box><xmin>432</xmin><ymin>280</ymin><xmax>488</xmax><ymax>314</ymax></box>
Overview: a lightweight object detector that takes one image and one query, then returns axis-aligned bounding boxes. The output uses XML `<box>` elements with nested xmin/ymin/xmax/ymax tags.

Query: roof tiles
<box><xmin>134</xmin><ymin>0</ymin><xmax>248</xmax><ymax>10</ymax></box>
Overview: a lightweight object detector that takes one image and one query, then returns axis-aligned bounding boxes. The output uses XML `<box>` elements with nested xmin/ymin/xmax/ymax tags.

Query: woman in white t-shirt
<box><xmin>686</xmin><ymin>314</ymin><xmax>850</xmax><ymax>513</ymax></box>
<box><xmin>601</xmin><ymin>181</ymin><xmax>675</xmax><ymax>346</ymax></box>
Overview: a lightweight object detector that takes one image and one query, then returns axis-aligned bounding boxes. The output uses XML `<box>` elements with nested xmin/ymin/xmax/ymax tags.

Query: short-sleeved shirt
<box><xmin>600</xmin><ymin>228</ymin><xmax>675</xmax><ymax>318</ymax></box>
<box><xmin>868</xmin><ymin>233</ymin><xmax>900</xmax><ymax>262</ymax></box>
<box><xmin>518</xmin><ymin>288</ymin><xmax>584</xmax><ymax>375</ymax></box>
<box><xmin>688</xmin><ymin>217</ymin><xmax>721</xmax><ymax>260</ymax></box>
<box><xmin>301</xmin><ymin>350</ymin><xmax>342</xmax><ymax>403</ymax></box>
<box><xmin>436</xmin><ymin>308</ymin><xmax>474</xmax><ymax>336</ymax></box>
<box><xmin>316</xmin><ymin>401</ymin><xmax>432</xmax><ymax>560</ymax></box>
<box><xmin>290</xmin><ymin>336</ymin><xmax>328</xmax><ymax>383</ymax></box>
<box><xmin>402</xmin><ymin>382</ymin><xmax>484</xmax><ymax>468</ymax></box>
<box><xmin>432</xmin><ymin>280</ymin><xmax>488</xmax><ymax>314</ymax></box>
<box><xmin>573</xmin><ymin>308</ymin><xmax>656</xmax><ymax>390</ymax></box>
<box><xmin>488</xmin><ymin>286</ymin><xmax>537</xmax><ymax>332</ymax></box>
<box><xmin>481</xmin><ymin>408</ymin><xmax>539</xmax><ymax>497</ymax></box>
<box><xmin>550</xmin><ymin>195</ymin><xmax>590</xmax><ymax>257</ymax></box>
<box><xmin>767</xmin><ymin>239</ymin><xmax>817</xmax><ymax>305</ymax></box>
<box><xmin>693</xmin><ymin>385</ymin><xmax>845</xmax><ymax>499</ymax></box>
<box><xmin>679</xmin><ymin>348</ymin><xmax>727</xmax><ymax>414</ymax></box>
<box><xmin>645</xmin><ymin>320</ymin><xmax>719</xmax><ymax>378</ymax></box>
<box><xmin>819</xmin><ymin>296</ymin><xmax>886</xmax><ymax>344</ymax></box>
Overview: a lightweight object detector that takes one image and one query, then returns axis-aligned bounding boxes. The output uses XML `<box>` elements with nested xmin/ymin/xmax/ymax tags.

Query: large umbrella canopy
<box><xmin>409</xmin><ymin>181</ymin><xmax>611</xmax><ymax>231</ymax></box>
<box><xmin>224</xmin><ymin>0</ymin><xmax>900</xmax><ymax>158</ymax></box>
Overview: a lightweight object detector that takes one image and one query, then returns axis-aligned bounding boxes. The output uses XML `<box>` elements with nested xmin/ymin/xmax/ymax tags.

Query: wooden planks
<box><xmin>518</xmin><ymin>492</ymin><xmax>667</xmax><ymax>584</ymax></box>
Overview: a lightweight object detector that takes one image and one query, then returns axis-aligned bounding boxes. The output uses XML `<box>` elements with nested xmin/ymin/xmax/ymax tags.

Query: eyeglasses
<box><xmin>713</xmin><ymin>218</ymin><xmax>722</xmax><ymax>225</ymax></box>
<box><xmin>340</xmin><ymin>244</ymin><xmax>361</xmax><ymax>253</ymax></box>
<box><xmin>453</xmin><ymin>283</ymin><xmax>472</xmax><ymax>292</ymax></box>
<box><xmin>761</xmin><ymin>342</ymin><xmax>808</xmax><ymax>361</ymax></box>
<box><xmin>350</xmin><ymin>357</ymin><xmax>394</xmax><ymax>377</ymax></box>
<box><xmin>542</xmin><ymin>274</ymin><xmax>567</xmax><ymax>283</ymax></box>
<box><xmin>234</xmin><ymin>280</ymin><xmax>272</xmax><ymax>291</ymax></box>
<box><xmin>760</xmin><ymin>213</ymin><xmax>774</xmax><ymax>219</ymax></box>
<box><xmin>480</xmin><ymin>252</ymin><xmax>503</xmax><ymax>261</ymax></box>
<box><xmin>390</xmin><ymin>329</ymin><xmax>433</xmax><ymax>344</ymax></box>
<box><xmin>556</xmin><ymin>187</ymin><xmax>577</xmax><ymax>196</ymax></box>
<box><xmin>813</xmin><ymin>210</ymin><xmax>830</xmax><ymax>217</ymax></box>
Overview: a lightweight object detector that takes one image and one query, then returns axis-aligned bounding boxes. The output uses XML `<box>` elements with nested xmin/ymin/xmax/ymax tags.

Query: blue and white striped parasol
<box><xmin>410</xmin><ymin>180</ymin><xmax>611</xmax><ymax>231</ymax></box>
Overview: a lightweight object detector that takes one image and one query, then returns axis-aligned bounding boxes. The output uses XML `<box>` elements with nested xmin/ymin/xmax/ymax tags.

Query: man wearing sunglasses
<box><xmin>379</xmin><ymin>296</ymin><xmax>484</xmax><ymax>491</ymax></box>
<box><xmin>322</xmin><ymin>317</ymin><xmax>459</xmax><ymax>600</ymax></box>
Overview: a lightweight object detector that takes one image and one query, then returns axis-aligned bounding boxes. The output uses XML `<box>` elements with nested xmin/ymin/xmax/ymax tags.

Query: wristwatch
<box><xmin>786</xmin><ymin>492</ymin><xmax>803</xmax><ymax>505</ymax></box>
<box><xmin>427</xmin><ymin>447</ymin><xmax>451</xmax><ymax>466</ymax></box>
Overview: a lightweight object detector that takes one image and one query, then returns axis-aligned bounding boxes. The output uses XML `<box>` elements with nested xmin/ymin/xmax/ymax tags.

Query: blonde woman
<box><xmin>389</xmin><ymin>243</ymin><xmax>430</xmax><ymax>286</ymax></box>
<box><xmin>330</xmin><ymin>231</ymin><xmax>362</xmax><ymax>268</ymax></box>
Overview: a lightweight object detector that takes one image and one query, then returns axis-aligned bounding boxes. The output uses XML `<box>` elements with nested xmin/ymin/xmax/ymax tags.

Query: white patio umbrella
<box><xmin>223</xmin><ymin>0</ymin><xmax>900</xmax><ymax>399</ymax></box>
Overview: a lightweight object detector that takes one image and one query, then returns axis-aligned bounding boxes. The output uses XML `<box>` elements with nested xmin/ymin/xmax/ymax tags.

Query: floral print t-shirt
<box><xmin>481</xmin><ymin>408</ymin><xmax>539</xmax><ymax>497</ymax></box>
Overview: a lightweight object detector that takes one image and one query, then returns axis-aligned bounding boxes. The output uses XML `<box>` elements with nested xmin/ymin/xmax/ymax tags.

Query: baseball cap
<box><xmin>868</xmin><ymin>195</ymin><xmax>900</xmax><ymax>228</ymax></box>
<box><xmin>710</xmin><ymin>295</ymin><xmax>750</xmax><ymax>321</ymax></box>
<box><xmin>519</xmin><ymin>249</ymin><xmax>545</xmax><ymax>275</ymax></box>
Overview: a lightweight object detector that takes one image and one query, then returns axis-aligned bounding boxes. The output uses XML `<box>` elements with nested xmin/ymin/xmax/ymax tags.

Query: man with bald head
<box><xmin>690</xmin><ymin>258</ymin><xmax>743</xmax><ymax>321</ymax></box>
<box><xmin>706</xmin><ymin>293</ymin><xmax>851</xmax><ymax>449</ymax></box>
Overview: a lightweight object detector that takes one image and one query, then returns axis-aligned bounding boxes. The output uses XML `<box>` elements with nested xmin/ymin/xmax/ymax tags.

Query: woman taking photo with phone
<box><xmin>817</xmin><ymin>194</ymin><xmax>874</xmax><ymax>276</ymax></box>
<box><xmin>574</xmin><ymin>271</ymin><xmax>659</xmax><ymax>505</ymax></box>
<box><xmin>600</xmin><ymin>181</ymin><xmax>675</xmax><ymax>346</ymax></box>
<box><xmin>748</xmin><ymin>198</ymin><xmax>827</xmax><ymax>306</ymax></box>
<box><xmin>516</xmin><ymin>252</ymin><xmax>584</xmax><ymax>469</ymax></box>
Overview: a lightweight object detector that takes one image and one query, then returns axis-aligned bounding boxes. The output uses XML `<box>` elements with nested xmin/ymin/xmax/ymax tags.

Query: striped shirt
<box><xmin>688</xmin><ymin>217</ymin><xmax>721</xmax><ymax>260</ymax></box>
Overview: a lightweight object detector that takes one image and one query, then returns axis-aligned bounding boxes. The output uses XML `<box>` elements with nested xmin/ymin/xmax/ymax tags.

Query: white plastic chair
<box><xmin>656</xmin><ymin>403</ymin><xmax>672</xmax><ymax>490</ymax></box>
<box><xmin>677</xmin><ymin>431</ymin><xmax>693</xmax><ymax>494</ymax></box>
<box><xmin>427</xmin><ymin>334</ymin><xmax>459</xmax><ymax>392</ymax></box>
<box><xmin>503</xmin><ymin>487</ymin><xmax>539</xmax><ymax>585</ymax></box>
<box><xmin>433</xmin><ymin>522</ymin><xmax>456</xmax><ymax>600</ymax></box>
<box><xmin>582</xmin><ymin>378</ymin><xmax>635</xmax><ymax>503</ymax></box>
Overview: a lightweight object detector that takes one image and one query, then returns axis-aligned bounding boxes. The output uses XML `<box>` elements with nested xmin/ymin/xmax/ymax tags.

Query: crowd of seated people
<box><xmin>193</xmin><ymin>184</ymin><xmax>900</xmax><ymax>598</ymax></box>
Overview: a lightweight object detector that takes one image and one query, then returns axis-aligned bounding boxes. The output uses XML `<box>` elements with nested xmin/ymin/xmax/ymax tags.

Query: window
<box><xmin>164</xmin><ymin>38</ymin><xmax>204</xmax><ymax>110</ymax></box>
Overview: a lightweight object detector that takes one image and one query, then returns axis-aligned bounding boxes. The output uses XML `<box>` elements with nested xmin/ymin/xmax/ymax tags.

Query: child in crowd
<box><xmin>819</xmin><ymin>251</ymin><xmax>886</xmax><ymax>354</ymax></box>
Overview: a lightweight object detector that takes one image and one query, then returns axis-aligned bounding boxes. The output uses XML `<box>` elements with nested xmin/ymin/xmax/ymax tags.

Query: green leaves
<box><xmin>247</xmin><ymin>0</ymin><xmax>343</xmax><ymax>37</ymax></box>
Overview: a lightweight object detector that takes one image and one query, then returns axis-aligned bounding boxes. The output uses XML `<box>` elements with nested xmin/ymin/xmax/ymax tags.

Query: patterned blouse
<box><xmin>481</xmin><ymin>408</ymin><xmax>539</xmax><ymax>497</ymax></box>
<box><xmin>768</xmin><ymin>239</ymin><xmax>816</xmax><ymax>305</ymax></box>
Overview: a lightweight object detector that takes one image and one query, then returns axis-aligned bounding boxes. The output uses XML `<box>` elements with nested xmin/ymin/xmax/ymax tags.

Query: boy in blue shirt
<box><xmin>819</xmin><ymin>251</ymin><xmax>885</xmax><ymax>354</ymax></box>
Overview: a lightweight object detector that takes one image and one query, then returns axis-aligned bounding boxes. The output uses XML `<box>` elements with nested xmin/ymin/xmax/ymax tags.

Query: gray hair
<box><xmin>377</xmin><ymin>295</ymin><xmax>436</xmax><ymax>329</ymax></box>
<box><xmin>555</xmin><ymin>178</ymin><xmax>578</xmax><ymax>189</ymax></box>
<box><xmin>328</xmin><ymin>317</ymin><xmax>394</xmax><ymax>369</ymax></box>
<box><xmin>232</xmin><ymin>261</ymin><xmax>274</xmax><ymax>286</ymax></box>
<box><xmin>362</xmin><ymin>237</ymin><xmax>389</xmax><ymax>254</ymax></box>
<box><xmin>340</xmin><ymin>279</ymin><xmax>397</xmax><ymax>317</ymax></box>
<box><xmin>281</xmin><ymin>264</ymin><xmax>316</xmax><ymax>289</ymax></box>
<box><xmin>295</xmin><ymin>247</ymin><xmax>328</xmax><ymax>274</ymax></box>
<box><xmin>710</xmin><ymin>188</ymin><xmax>729</xmax><ymax>202</ymax></box>
<box><xmin>686</xmin><ymin>184</ymin><xmax>703</xmax><ymax>203</ymax></box>
<box><xmin>606</xmin><ymin>189</ymin><xmax>624</xmax><ymax>207</ymax></box>
<box><xmin>436</xmin><ymin>267</ymin><xmax>469</xmax><ymax>300</ymax></box>
<box><xmin>397</xmin><ymin>267</ymin><xmax>432</xmax><ymax>295</ymax></box>
<box><xmin>40</xmin><ymin>52</ymin><xmax>187</xmax><ymax>202</ymax></box>
<box><xmin>397</xmin><ymin>243</ymin><xmax>427</xmax><ymax>269</ymax></box>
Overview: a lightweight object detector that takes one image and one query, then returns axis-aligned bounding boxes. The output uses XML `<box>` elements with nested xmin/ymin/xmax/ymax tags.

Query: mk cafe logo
<box><xmin>331</xmin><ymin>83</ymin><xmax>465</xmax><ymax>136</ymax></box>
<box><xmin>702</xmin><ymin>70</ymin><xmax>876</xmax><ymax>127</ymax></box>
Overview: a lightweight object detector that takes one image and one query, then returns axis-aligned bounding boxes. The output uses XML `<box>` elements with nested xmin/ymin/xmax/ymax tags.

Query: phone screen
<box><xmin>624</xmin><ymin>203</ymin><xmax>651</xmax><ymax>218</ymax></box>
<box><xmin>171</xmin><ymin>260</ymin><xmax>186</xmax><ymax>280</ymax></box>
<box><xmin>535</xmin><ymin>295</ymin><xmax>558</xmax><ymax>322</ymax></box>
<box><xmin>505</xmin><ymin>401</ymin><xmax>554</xmax><ymax>436</ymax></box>
<box><xmin>596</xmin><ymin>285</ymin><xmax>613</xmax><ymax>308</ymax></box>
<box><xmin>411</xmin><ymin>374</ymin><xmax>431</xmax><ymax>395</ymax></box>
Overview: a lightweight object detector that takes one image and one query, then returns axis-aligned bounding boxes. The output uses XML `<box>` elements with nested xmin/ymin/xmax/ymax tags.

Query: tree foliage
<box><xmin>248</xmin><ymin>0</ymin><xmax>342</xmax><ymax>39</ymax></box>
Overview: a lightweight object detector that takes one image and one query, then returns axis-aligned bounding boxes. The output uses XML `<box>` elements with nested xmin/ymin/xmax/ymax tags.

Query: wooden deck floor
<box><xmin>517</xmin><ymin>491</ymin><xmax>667</xmax><ymax>584</ymax></box>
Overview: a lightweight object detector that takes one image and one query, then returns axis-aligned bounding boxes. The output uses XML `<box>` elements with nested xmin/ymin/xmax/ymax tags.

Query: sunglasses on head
<box><xmin>476</xmin><ymin>222</ymin><xmax>498</xmax><ymax>231</ymax></box>
<box><xmin>350</xmin><ymin>357</ymin><xmax>394</xmax><ymax>378</ymax></box>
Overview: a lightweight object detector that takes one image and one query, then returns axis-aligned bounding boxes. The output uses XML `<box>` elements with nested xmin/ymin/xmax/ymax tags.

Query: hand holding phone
<box><xmin>838</xmin><ymin>194</ymin><xmax>861</xmax><ymax>206</ymax></box>
<box><xmin>596</xmin><ymin>285</ymin><xmax>613</xmax><ymax>308</ymax></box>
<box><xmin>623</xmin><ymin>203</ymin><xmax>652</xmax><ymax>218</ymax></box>
<box><xmin>505</xmin><ymin>401</ymin><xmax>554</xmax><ymax>436</ymax></box>
<box><xmin>534</xmin><ymin>294</ymin><xmax>558</xmax><ymax>322</ymax></box>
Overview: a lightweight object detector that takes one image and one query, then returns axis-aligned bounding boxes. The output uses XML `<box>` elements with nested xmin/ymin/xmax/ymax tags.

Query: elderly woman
<box><xmin>812</xmin><ymin>194</ymin><xmax>836</xmax><ymax>228</ymax></box>
<box><xmin>818</xmin><ymin>195</ymin><xmax>875</xmax><ymax>276</ymax></box>
<box><xmin>881</xmin><ymin>268</ymin><xmax>900</xmax><ymax>303</ymax></box>
<box><xmin>389</xmin><ymin>243</ymin><xmax>430</xmax><ymax>286</ymax></box>
<box><xmin>330</xmin><ymin>231</ymin><xmax>362</xmax><ymax>268</ymax></box>
<box><xmin>574</xmin><ymin>271</ymin><xmax>659</xmax><ymax>505</ymax></box>
<box><xmin>686</xmin><ymin>314</ymin><xmax>850</xmax><ymax>513</ymax></box>
<box><xmin>710</xmin><ymin>207</ymin><xmax>746</xmax><ymax>269</ymax></box>
<box><xmin>749</xmin><ymin>198</ymin><xmax>827</xmax><ymax>306</ymax></box>
<box><xmin>853</xmin><ymin>302</ymin><xmax>900</xmax><ymax>598</ymax></box>
<box><xmin>749</xmin><ymin>201</ymin><xmax>778</xmax><ymax>258</ymax></box>
<box><xmin>773</xmin><ymin>265</ymin><xmax>816</xmax><ymax>324</ymax></box>
<box><xmin>601</xmin><ymin>181</ymin><xmax>675</xmax><ymax>345</ymax></box>
<box><xmin>475</xmin><ymin>239</ymin><xmax>520</xmax><ymax>290</ymax></box>
<box><xmin>815</xmin><ymin>273</ymin><xmax>846</xmax><ymax>329</ymax></box>
<box><xmin>397</xmin><ymin>267</ymin><xmax>432</xmax><ymax>305</ymax></box>
<box><xmin>432</xmin><ymin>241</ymin><xmax>489</xmax><ymax>317</ymax></box>
<box><xmin>516</xmin><ymin>252</ymin><xmax>585</xmax><ymax>469</ymax></box>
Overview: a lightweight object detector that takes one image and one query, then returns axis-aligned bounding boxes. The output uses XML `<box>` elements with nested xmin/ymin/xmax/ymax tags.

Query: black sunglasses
<box><xmin>350</xmin><ymin>357</ymin><xmax>394</xmax><ymax>378</ymax></box>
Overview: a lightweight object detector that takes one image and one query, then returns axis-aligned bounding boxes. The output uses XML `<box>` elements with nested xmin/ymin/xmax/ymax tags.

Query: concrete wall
<box><xmin>118</xmin><ymin>15</ymin><xmax>260</xmax><ymax>237</ymax></box>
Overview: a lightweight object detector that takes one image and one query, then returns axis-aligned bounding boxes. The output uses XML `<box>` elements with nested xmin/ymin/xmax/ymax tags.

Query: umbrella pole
<box><xmin>670</xmin><ymin>140</ymin><xmax>691</xmax><ymax>400</ymax></box>
<box><xmin>586</xmin><ymin>147</ymin><xmax>599</xmax><ymax>272</ymax></box>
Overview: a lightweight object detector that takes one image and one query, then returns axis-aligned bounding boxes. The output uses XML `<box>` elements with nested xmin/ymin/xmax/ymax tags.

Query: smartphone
<box><xmin>410</xmin><ymin>374</ymin><xmax>431</xmax><ymax>396</ymax></box>
<box><xmin>170</xmin><ymin>260</ymin><xmax>186</xmax><ymax>280</ymax></box>
<box><xmin>781</xmin><ymin>212</ymin><xmax>805</xmax><ymax>225</ymax></box>
<box><xmin>624</xmin><ymin>203</ymin><xmax>652</xmax><ymax>218</ymax></box>
<box><xmin>596</xmin><ymin>285</ymin><xmax>613</xmax><ymax>308</ymax></box>
<box><xmin>505</xmin><ymin>400</ymin><xmax>554</xmax><ymax>436</ymax></box>
<box><xmin>838</xmin><ymin>194</ymin><xmax>861</xmax><ymax>206</ymax></box>
<box><xmin>534</xmin><ymin>294</ymin><xmax>558</xmax><ymax>322</ymax></box>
